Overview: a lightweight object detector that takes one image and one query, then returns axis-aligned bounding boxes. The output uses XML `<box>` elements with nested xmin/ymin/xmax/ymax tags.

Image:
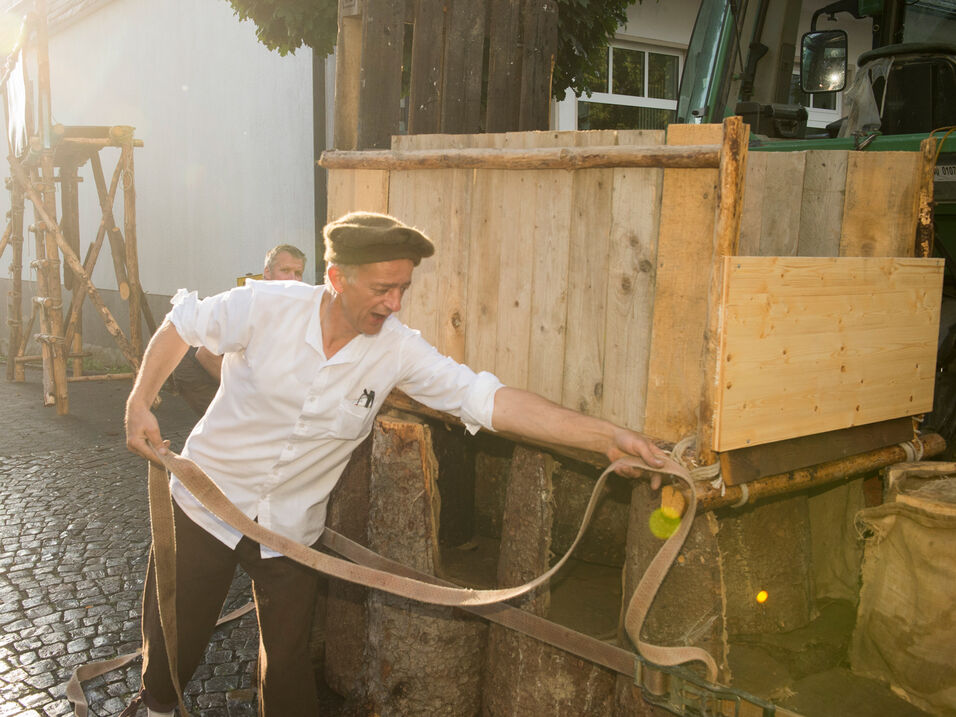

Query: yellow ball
<box><xmin>756</xmin><ymin>590</ymin><xmax>769</xmax><ymax>604</ymax></box>
<box><xmin>648</xmin><ymin>508</ymin><xmax>681</xmax><ymax>539</ymax></box>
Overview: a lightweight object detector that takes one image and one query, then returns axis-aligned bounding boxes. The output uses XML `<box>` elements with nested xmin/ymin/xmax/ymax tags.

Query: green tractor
<box><xmin>676</xmin><ymin>0</ymin><xmax>956</xmax><ymax>454</ymax></box>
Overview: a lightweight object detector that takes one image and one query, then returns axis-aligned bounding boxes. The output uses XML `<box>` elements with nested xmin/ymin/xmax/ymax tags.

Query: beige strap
<box><xmin>153</xmin><ymin>450</ymin><xmax>718</xmax><ymax>680</ymax></box>
<box><xmin>69</xmin><ymin>451</ymin><xmax>717</xmax><ymax>716</ymax></box>
<box><xmin>65</xmin><ymin>603</ymin><xmax>253</xmax><ymax>716</ymax></box>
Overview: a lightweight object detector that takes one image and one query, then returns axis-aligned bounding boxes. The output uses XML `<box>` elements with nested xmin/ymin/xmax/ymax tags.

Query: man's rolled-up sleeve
<box><xmin>166</xmin><ymin>286</ymin><xmax>255</xmax><ymax>354</ymax></box>
<box><xmin>397</xmin><ymin>331</ymin><xmax>503</xmax><ymax>435</ymax></box>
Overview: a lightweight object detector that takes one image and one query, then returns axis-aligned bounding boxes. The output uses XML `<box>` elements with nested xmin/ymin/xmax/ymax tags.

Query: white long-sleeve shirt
<box><xmin>166</xmin><ymin>280</ymin><xmax>502</xmax><ymax>556</ymax></box>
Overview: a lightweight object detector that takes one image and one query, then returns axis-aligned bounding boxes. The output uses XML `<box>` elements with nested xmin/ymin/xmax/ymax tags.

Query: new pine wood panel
<box><xmin>840</xmin><ymin>152</ymin><xmax>920</xmax><ymax>257</ymax></box>
<box><xmin>714</xmin><ymin>256</ymin><xmax>944</xmax><ymax>451</ymax></box>
<box><xmin>642</xmin><ymin>123</ymin><xmax>724</xmax><ymax>442</ymax></box>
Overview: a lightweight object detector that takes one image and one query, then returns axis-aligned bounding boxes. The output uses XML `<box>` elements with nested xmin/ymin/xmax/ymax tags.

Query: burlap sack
<box><xmin>851</xmin><ymin>464</ymin><xmax>956</xmax><ymax>716</ymax></box>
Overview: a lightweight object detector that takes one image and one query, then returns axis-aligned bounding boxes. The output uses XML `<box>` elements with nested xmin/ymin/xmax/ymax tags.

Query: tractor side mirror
<box><xmin>801</xmin><ymin>30</ymin><xmax>848</xmax><ymax>93</ymax></box>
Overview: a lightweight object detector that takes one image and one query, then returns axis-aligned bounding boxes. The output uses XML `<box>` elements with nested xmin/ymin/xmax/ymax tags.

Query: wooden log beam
<box><xmin>700</xmin><ymin>116</ymin><xmax>748</xmax><ymax>464</ymax></box>
<box><xmin>90</xmin><ymin>151</ymin><xmax>129</xmax><ymax>300</ymax></box>
<box><xmin>66</xmin><ymin>372</ymin><xmax>134</xmax><ymax>382</ymax></box>
<box><xmin>319</xmin><ymin>143</ymin><xmax>721</xmax><ymax>171</ymax></box>
<box><xmin>40</xmin><ymin>151</ymin><xmax>69</xmax><ymax>414</ymax></box>
<box><xmin>383</xmin><ymin>390</ymin><xmax>946</xmax><ymax>512</ymax></box>
<box><xmin>121</xmin><ymin>141</ymin><xmax>143</xmax><ymax>356</ymax></box>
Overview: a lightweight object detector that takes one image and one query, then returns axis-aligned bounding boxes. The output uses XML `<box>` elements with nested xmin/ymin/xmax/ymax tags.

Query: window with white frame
<box><xmin>789</xmin><ymin>70</ymin><xmax>843</xmax><ymax>129</ymax></box>
<box><xmin>575</xmin><ymin>42</ymin><xmax>683</xmax><ymax>131</ymax></box>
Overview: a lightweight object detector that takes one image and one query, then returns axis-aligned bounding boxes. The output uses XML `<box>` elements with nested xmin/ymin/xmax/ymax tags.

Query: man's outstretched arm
<box><xmin>125</xmin><ymin>319</ymin><xmax>190</xmax><ymax>463</ymax></box>
<box><xmin>491</xmin><ymin>386</ymin><xmax>668</xmax><ymax>475</ymax></box>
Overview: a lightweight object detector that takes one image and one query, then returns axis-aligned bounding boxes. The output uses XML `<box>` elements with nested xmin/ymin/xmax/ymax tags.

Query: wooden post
<box><xmin>439</xmin><ymin>0</ymin><xmax>486</xmax><ymax>134</ymax></box>
<box><xmin>59</xmin><ymin>164</ymin><xmax>83</xmax><ymax>376</ymax></box>
<box><xmin>333</xmin><ymin>0</ymin><xmax>364</xmax><ymax>150</ymax></box>
<box><xmin>485</xmin><ymin>0</ymin><xmax>522</xmax><ymax>132</ymax></box>
<box><xmin>90</xmin><ymin>151</ymin><xmax>130</xmax><ymax>300</ymax></box>
<box><xmin>699</xmin><ymin>116</ymin><xmax>748</xmax><ymax>465</ymax></box>
<box><xmin>357</xmin><ymin>0</ymin><xmax>405</xmax><ymax>149</ymax></box>
<box><xmin>39</xmin><ymin>153</ymin><xmax>69</xmax><ymax>413</ymax></box>
<box><xmin>365</xmin><ymin>417</ymin><xmax>486</xmax><ymax>716</ymax></box>
<box><xmin>484</xmin><ymin>447</ymin><xmax>618</xmax><ymax>715</ymax></box>
<box><xmin>121</xmin><ymin>138</ymin><xmax>143</xmax><ymax>357</ymax></box>
<box><xmin>518</xmin><ymin>0</ymin><xmax>558</xmax><ymax>131</ymax></box>
<box><xmin>916</xmin><ymin>136</ymin><xmax>937</xmax><ymax>258</ymax></box>
<box><xmin>6</xmin><ymin>178</ymin><xmax>25</xmax><ymax>381</ymax></box>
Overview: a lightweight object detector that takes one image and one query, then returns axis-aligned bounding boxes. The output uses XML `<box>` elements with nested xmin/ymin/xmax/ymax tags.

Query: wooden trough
<box><xmin>314</xmin><ymin>120</ymin><xmax>944</xmax><ymax>715</ymax></box>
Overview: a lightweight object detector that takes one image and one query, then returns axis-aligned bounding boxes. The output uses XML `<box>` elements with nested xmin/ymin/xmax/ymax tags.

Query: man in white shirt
<box><xmin>125</xmin><ymin>211</ymin><xmax>668</xmax><ymax>716</ymax></box>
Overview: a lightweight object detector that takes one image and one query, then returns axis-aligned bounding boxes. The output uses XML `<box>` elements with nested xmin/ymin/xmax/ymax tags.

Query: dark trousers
<box><xmin>140</xmin><ymin>502</ymin><xmax>320</xmax><ymax>716</ymax></box>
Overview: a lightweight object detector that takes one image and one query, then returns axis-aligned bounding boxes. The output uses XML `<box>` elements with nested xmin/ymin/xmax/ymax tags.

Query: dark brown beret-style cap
<box><xmin>323</xmin><ymin>211</ymin><xmax>435</xmax><ymax>266</ymax></box>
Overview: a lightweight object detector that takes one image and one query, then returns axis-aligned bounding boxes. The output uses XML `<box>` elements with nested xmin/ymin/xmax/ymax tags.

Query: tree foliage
<box><xmin>553</xmin><ymin>0</ymin><xmax>633</xmax><ymax>99</ymax></box>
<box><xmin>224</xmin><ymin>0</ymin><xmax>636</xmax><ymax>98</ymax></box>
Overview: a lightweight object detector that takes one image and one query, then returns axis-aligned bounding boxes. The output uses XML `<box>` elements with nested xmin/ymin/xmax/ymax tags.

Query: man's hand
<box><xmin>124</xmin><ymin>319</ymin><xmax>190</xmax><ymax>464</ymax></box>
<box><xmin>125</xmin><ymin>399</ymin><xmax>169</xmax><ymax>465</ymax></box>
<box><xmin>607</xmin><ymin>427</ymin><xmax>670</xmax><ymax>487</ymax></box>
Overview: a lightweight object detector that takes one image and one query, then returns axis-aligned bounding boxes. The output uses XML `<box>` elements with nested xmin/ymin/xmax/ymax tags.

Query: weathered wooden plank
<box><xmin>407</xmin><ymin>0</ymin><xmax>445</xmax><ymax>135</ymax></box>
<box><xmin>325</xmin><ymin>168</ymin><xmax>390</xmax><ymax>221</ymax></box>
<box><xmin>603</xmin><ymin>162</ymin><xmax>662</xmax><ymax>431</ymax></box>
<box><xmin>739</xmin><ymin>151</ymin><xmax>805</xmax><ymax>257</ymax></box>
<box><xmin>714</xmin><ymin>256</ymin><xmax>944</xmax><ymax>451</ymax></box>
<box><xmin>440</xmin><ymin>0</ymin><xmax>486</xmax><ymax>134</ymax></box>
<box><xmin>840</xmin><ymin>151</ymin><xmax>921</xmax><ymax>257</ymax></box>
<box><xmin>720</xmin><ymin>417</ymin><xmax>915</xmax><ymax>486</ymax></box>
<box><xmin>491</xmin><ymin>134</ymin><xmax>535</xmax><ymax>387</ymax></box>
<box><xmin>485</xmin><ymin>0</ymin><xmax>522</xmax><ymax>133</ymax></box>
<box><xmin>464</xmin><ymin>135</ymin><xmax>508</xmax><ymax>374</ymax></box>
<box><xmin>797</xmin><ymin>150</ymin><xmax>847</xmax><ymax>257</ymax></box>
<box><xmin>358</xmin><ymin>0</ymin><xmax>406</xmax><ymax>149</ymax></box>
<box><xmin>563</xmin><ymin>155</ymin><xmax>613</xmax><ymax>414</ymax></box>
<box><xmin>518</xmin><ymin>0</ymin><xmax>558</xmax><ymax>131</ymax></box>
<box><xmin>389</xmin><ymin>168</ymin><xmax>444</xmax><ymax>345</ymax></box>
<box><xmin>642</xmin><ymin>123</ymin><xmax>724</xmax><ymax>442</ymax></box>
<box><xmin>526</xmin><ymin>168</ymin><xmax>573</xmax><ymax>403</ymax></box>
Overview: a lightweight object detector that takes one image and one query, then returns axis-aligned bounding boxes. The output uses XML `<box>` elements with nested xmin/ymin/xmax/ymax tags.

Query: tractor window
<box><xmin>880</xmin><ymin>56</ymin><xmax>956</xmax><ymax>134</ymax></box>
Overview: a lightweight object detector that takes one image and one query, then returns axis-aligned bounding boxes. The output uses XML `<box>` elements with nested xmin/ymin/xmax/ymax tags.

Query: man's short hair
<box><xmin>264</xmin><ymin>244</ymin><xmax>306</xmax><ymax>272</ymax></box>
<box><xmin>323</xmin><ymin>212</ymin><xmax>434</xmax><ymax>267</ymax></box>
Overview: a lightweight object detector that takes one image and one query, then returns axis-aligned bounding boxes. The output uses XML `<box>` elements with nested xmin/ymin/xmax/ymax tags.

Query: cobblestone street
<box><xmin>0</xmin><ymin>370</ymin><xmax>259</xmax><ymax>716</ymax></box>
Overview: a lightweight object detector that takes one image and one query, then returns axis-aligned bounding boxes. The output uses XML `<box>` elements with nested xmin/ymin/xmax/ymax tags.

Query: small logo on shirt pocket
<box><xmin>355</xmin><ymin>388</ymin><xmax>375</xmax><ymax>408</ymax></box>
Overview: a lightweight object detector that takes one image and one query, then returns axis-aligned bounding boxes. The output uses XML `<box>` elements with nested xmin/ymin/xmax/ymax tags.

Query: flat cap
<box><xmin>323</xmin><ymin>211</ymin><xmax>434</xmax><ymax>266</ymax></box>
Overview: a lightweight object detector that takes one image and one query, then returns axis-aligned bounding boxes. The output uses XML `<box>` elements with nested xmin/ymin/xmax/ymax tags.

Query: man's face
<box><xmin>264</xmin><ymin>251</ymin><xmax>305</xmax><ymax>281</ymax></box>
<box><xmin>334</xmin><ymin>259</ymin><xmax>414</xmax><ymax>335</ymax></box>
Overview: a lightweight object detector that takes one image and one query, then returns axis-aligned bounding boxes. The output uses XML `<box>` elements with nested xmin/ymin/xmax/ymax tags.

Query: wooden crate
<box><xmin>320</xmin><ymin>122</ymin><xmax>941</xmax><ymax>481</ymax></box>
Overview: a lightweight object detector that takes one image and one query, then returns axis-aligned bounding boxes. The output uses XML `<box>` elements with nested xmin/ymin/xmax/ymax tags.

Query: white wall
<box><xmin>5</xmin><ymin>0</ymin><xmax>315</xmax><ymax>299</ymax></box>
